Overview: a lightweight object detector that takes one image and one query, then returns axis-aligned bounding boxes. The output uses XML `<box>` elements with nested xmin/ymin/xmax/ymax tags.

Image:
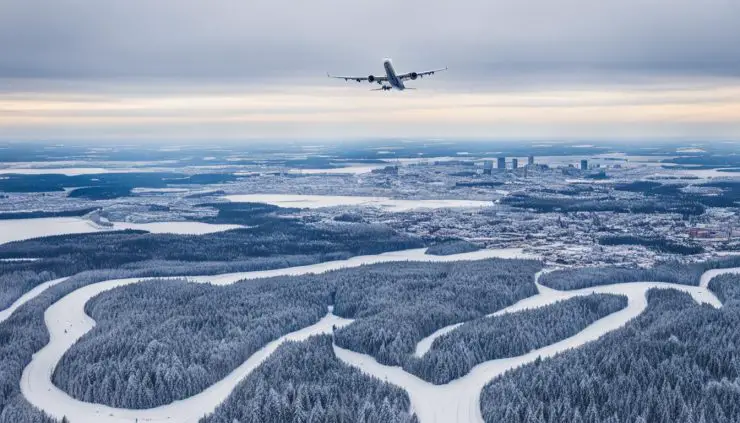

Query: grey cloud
<box><xmin>1</xmin><ymin>0</ymin><xmax>739</xmax><ymax>85</ymax></box>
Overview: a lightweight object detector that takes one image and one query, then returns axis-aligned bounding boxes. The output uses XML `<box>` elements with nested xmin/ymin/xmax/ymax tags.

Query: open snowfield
<box><xmin>288</xmin><ymin>164</ymin><xmax>387</xmax><ymax>174</ymax></box>
<box><xmin>0</xmin><ymin>217</ymin><xmax>243</xmax><ymax>246</ymax></box>
<box><xmin>0</xmin><ymin>167</ymin><xmax>161</xmax><ymax>176</ymax></box>
<box><xmin>224</xmin><ymin>193</ymin><xmax>492</xmax><ymax>211</ymax></box>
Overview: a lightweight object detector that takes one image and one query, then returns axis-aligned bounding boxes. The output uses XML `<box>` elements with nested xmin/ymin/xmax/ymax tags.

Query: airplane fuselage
<box><xmin>383</xmin><ymin>59</ymin><xmax>405</xmax><ymax>91</ymax></box>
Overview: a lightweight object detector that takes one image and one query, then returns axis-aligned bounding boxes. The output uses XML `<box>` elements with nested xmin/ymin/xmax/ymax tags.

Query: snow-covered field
<box><xmin>0</xmin><ymin>218</ymin><xmax>103</xmax><ymax>245</ymax></box>
<box><xmin>288</xmin><ymin>164</ymin><xmax>387</xmax><ymax>175</ymax></box>
<box><xmin>0</xmin><ymin>217</ymin><xmax>243</xmax><ymax>246</ymax></box>
<box><xmin>0</xmin><ymin>167</ymin><xmax>157</xmax><ymax>176</ymax></box>
<box><xmin>224</xmin><ymin>194</ymin><xmax>492</xmax><ymax>211</ymax></box>
<box><xmin>112</xmin><ymin>221</ymin><xmax>243</xmax><ymax>235</ymax></box>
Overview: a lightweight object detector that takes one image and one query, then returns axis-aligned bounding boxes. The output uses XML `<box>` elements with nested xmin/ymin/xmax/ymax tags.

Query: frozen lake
<box><xmin>224</xmin><ymin>194</ymin><xmax>492</xmax><ymax>211</ymax></box>
<box><xmin>0</xmin><ymin>217</ymin><xmax>242</xmax><ymax>246</ymax></box>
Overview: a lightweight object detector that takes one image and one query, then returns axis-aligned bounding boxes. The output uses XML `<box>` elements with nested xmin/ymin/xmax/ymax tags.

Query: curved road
<box><xmin>19</xmin><ymin>247</ymin><xmax>526</xmax><ymax>423</ymax></box>
<box><xmin>15</xmin><ymin>251</ymin><xmax>740</xmax><ymax>423</ymax></box>
<box><xmin>338</xmin><ymin>272</ymin><xmax>725</xmax><ymax>423</ymax></box>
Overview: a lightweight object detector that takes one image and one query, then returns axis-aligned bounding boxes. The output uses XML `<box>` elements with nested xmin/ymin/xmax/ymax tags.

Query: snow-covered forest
<box><xmin>53</xmin><ymin>278</ymin><xmax>329</xmax><ymax>408</ymax></box>
<box><xmin>0</xmin><ymin>269</ymin><xmax>147</xmax><ymax>423</ymax></box>
<box><xmin>404</xmin><ymin>294</ymin><xmax>628</xmax><ymax>384</ymax></box>
<box><xmin>424</xmin><ymin>240</ymin><xmax>481</xmax><ymax>256</ymax></box>
<box><xmin>50</xmin><ymin>258</ymin><xmax>540</xmax><ymax>408</ymax></box>
<box><xmin>201</xmin><ymin>336</ymin><xmax>417</xmax><ymax>423</ymax></box>
<box><xmin>0</xmin><ymin>221</ymin><xmax>422</xmax><ymax>309</ymax></box>
<box><xmin>333</xmin><ymin>259</ymin><xmax>542</xmax><ymax>366</ymax></box>
<box><xmin>480</xmin><ymin>279</ymin><xmax>740</xmax><ymax>423</ymax></box>
<box><xmin>540</xmin><ymin>256</ymin><xmax>740</xmax><ymax>290</ymax></box>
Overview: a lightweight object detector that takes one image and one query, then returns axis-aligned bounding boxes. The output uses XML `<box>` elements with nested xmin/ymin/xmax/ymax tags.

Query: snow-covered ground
<box><xmin>1</xmin><ymin>247</ymin><xmax>524</xmax><ymax>324</ymax></box>
<box><xmin>111</xmin><ymin>221</ymin><xmax>243</xmax><ymax>235</ymax></box>
<box><xmin>0</xmin><ymin>217</ymin><xmax>243</xmax><ymax>246</ymax></box>
<box><xmin>16</xmin><ymin>243</ymin><xmax>740</xmax><ymax>423</ymax></box>
<box><xmin>288</xmin><ymin>164</ymin><xmax>386</xmax><ymax>175</ymax></box>
<box><xmin>0</xmin><ymin>257</ymin><xmax>39</xmax><ymax>262</ymax></box>
<box><xmin>0</xmin><ymin>217</ymin><xmax>103</xmax><ymax>245</ymax></box>
<box><xmin>0</xmin><ymin>277</ymin><xmax>70</xmax><ymax>324</ymax></box>
<box><xmin>19</xmin><ymin>247</ymin><xmax>521</xmax><ymax>423</ymax></box>
<box><xmin>224</xmin><ymin>194</ymin><xmax>492</xmax><ymax>211</ymax></box>
<box><xmin>340</xmin><ymin>270</ymin><xmax>731</xmax><ymax>423</ymax></box>
<box><xmin>0</xmin><ymin>167</ymin><xmax>159</xmax><ymax>176</ymax></box>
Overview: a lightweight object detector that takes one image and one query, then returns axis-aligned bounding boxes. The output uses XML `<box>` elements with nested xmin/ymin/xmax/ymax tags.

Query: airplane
<box><xmin>328</xmin><ymin>58</ymin><xmax>447</xmax><ymax>91</ymax></box>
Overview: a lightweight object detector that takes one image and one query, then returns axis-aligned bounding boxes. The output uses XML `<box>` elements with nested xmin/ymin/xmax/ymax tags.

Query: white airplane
<box><xmin>328</xmin><ymin>58</ymin><xmax>447</xmax><ymax>91</ymax></box>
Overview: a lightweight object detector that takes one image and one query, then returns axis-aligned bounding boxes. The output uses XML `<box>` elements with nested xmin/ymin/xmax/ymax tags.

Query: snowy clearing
<box><xmin>224</xmin><ymin>194</ymin><xmax>492</xmax><ymax>211</ymax></box>
<box><xmin>0</xmin><ymin>217</ymin><xmax>243</xmax><ymax>246</ymax></box>
<box><xmin>0</xmin><ymin>167</ymin><xmax>158</xmax><ymax>176</ymax></box>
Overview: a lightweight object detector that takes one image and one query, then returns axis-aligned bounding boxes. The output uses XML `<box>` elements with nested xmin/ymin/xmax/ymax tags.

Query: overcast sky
<box><xmin>2</xmin><ymin>0</ymin><xmax>739</xmax><ymax>142</ymax></box>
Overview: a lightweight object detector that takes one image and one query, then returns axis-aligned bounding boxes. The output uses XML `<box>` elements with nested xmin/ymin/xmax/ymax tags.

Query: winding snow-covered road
<box><xmin>19</xmin><ymin>247</ymin><xmax>526</xmax><ymax>423</ymax></box>
<box><xmin>337</xmin><ymin>270</ymin><xmax>729</xmax><ymax>423</ymax></box>
<box><xmin>0</xmin><ymin>276</ymin><xmax>69</xmax><ymax>324</ymax></box>
<box><xmin>16</xmin><ymin>248</ymin><xmax>740</xmax><ymax>423</ymax></box>
<box><xmin>1</xmin><ymin>247</ymin><xmax>529</xmax><ymax>325</ymax></box>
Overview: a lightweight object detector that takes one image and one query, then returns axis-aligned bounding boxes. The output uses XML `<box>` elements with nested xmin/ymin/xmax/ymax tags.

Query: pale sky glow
<box><xmin>1</xmin><ymin>0</ymin><xmax>739</xmax><ymax>142</ymax></box>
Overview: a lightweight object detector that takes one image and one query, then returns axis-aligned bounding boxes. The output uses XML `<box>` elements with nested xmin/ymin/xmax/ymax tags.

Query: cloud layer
<box><xmin>1</xmin><ymin>0</ymin><xmax>739</xmax><ymax>140</ymax></box>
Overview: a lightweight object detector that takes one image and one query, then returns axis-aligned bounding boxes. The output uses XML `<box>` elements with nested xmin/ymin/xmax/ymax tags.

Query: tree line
<box><xmin>0</xmin><ymin>220</ymin><xmax>423</xmax><ymax>310</ymax></box>
<box><xmin>539</xmin><ymin>256</ymin><xmax>740</xmax><ymax>290</ymax></box>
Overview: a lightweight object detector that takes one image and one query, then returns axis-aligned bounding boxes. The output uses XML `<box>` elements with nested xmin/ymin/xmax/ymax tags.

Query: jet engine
<box><xmin>368</xmin><ymin>75</ymin><xmax>375</xmax><ymax>83</ymax></box>
<box><xmin>410</xmin><ymin>72</ymin><xmax>418</xmax><ymax>80</ymax></box>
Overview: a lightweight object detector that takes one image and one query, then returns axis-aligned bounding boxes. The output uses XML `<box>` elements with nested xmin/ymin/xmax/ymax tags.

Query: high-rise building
<box><xmin>483</xmin><ymin>160</ymin><xmax>493</xmax><ymax>175</ymax></box>
<box><xmin>512</xmin><ymin>158</ymin><xmax>518</xmax><ymax>169</ymax></box>
<box><xmin>497</xmin><ymin>157</ymin><xmax>506</xmax><ymax>169</ymax></box>
<box><xmin>528</xmin><ymin>155</ymin><xmax>535</xmax><ymax>166</ymax></box>
<box><xmin>580</xmin><ymin>159</ymin><xmax>588</xmax><ymax>170</ymax></box>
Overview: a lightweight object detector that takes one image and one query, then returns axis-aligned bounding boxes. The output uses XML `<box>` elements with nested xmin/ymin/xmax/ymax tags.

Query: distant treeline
<box><xmin>0</xmin><ymin>172</ymin><xmax>241</xmax><ymax>195</ymax></box>
<box><xmin>194</xmin><ymin>202</ymin><xmax>301</xmax><ymax>226</ymax></box>
<box><xmin>503</xmin><ymin>180</ymin><xmax>740</xmax><ymax>215</ymax></box>
<box><xmin>454</xmin><ymin>181</ymin><xmax>504</xmax><ymax>188</ymax></box>
<box><xmin>539</xmin><ymin>255</ymin><xmax>740</xmax><ymax>290</ymax></box>
<box><xmin>67</xmin><ymin>186</ymin><xmax>133</xmax><ymax>200</ymax></box>
<box><xmin>598</xmin><ymin>235</ymin><xmax>704</xmax><ymax>255</ymax></box>
<box><xmin>0</xmin><ymin>208</ymin><xmax>99</xmax><ymax>220</ymax></box>
<box><xmin>0</xmin><ymin>221</ymin><xmax>422</xmax><ymax>310</ymax></box>
<box><xmin>425</xmin><ymin>240</ymin><xmax>481</xmax><ymax>256</ymax></box>
<box><xmin>501</xmin><ymin>194</ymin><xmax>706</xmax><ymax>216</ymax></box>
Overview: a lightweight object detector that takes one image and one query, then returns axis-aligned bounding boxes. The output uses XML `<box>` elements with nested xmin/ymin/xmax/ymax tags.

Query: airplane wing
<box><xmin>399</xmin><ymin>67</ymin><xmax>448</xmax><ymax>81</ymax></box>
<box><xmin>327</xmin><ymin>73</ymin><xmax>388</xmax><ymax>84</ymax></box>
